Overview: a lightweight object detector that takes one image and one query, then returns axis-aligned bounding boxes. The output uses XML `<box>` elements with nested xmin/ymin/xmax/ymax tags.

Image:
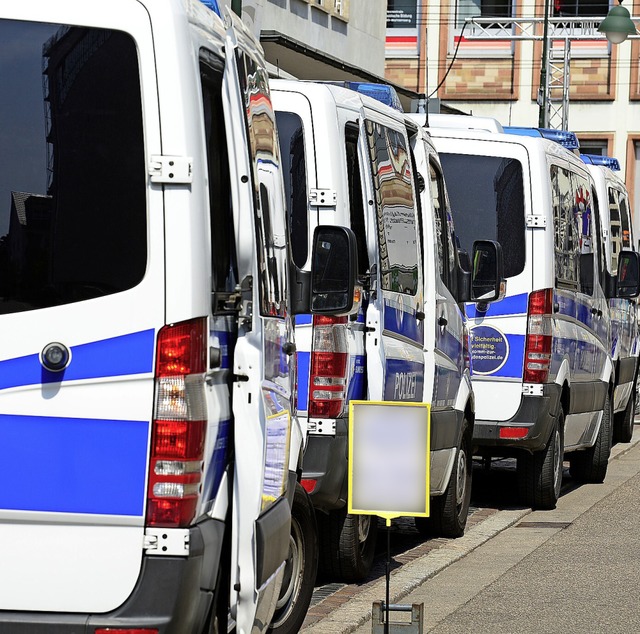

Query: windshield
<box><xmin>0</xmin><ymin>20</ymin><xmax>146</xmax><ymax>314</ymax></box>
<box><xmin>439</xmin><ymin>152</ymin><xmax>526</xmax><ymax>278</ymax></box>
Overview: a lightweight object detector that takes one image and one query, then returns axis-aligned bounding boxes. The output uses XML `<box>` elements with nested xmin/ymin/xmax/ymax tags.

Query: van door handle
<box><xmin>210</xmin><ymin>347</ymin><xmax>222</xmax><ymax>369</ymax></box>
<box><xmin>438</xmin><ymin>316</ymin><xmax>448</xmax><ymax>328</ymax></box>
<box><xmin>283</xmin><ymin>342</ymin><xmax>296</xmax><ymax>356</ymax></box>
<box><xmin>416</xmin><ymin>311</ymin><xmax>425</xmax><ymax>321</ymax></box>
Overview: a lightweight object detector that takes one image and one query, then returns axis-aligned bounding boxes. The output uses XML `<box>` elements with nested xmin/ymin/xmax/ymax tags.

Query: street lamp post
<box><xmin>539</xmin><ymin>0</ymin><xmax>552</xmax><ymax>127</ymax></box>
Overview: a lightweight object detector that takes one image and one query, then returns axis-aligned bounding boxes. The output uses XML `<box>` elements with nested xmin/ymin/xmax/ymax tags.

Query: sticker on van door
<box><xmin>469</xmin><ymin>325</ymin><xmax>524</xmax><ymax>377</ymax></box>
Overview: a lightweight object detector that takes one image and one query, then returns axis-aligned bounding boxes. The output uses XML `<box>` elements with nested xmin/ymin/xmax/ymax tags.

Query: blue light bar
<box><xmin>503</xmin><ymin>126</ymin><xmax>580</xmax><ymax>150</ymax></box>
<box><xmin>199</xmin><ymin>0</ymin><xmax>222</xmax><ymax>16</ymax></box>
<box><xmin>343</xmin><ymin>82</ymin><xmax>404</xmax><ymax>112</ymax></box>
<box><xmin>580</xmin><ymin>154</ymin><xmax>621</xmax><ymax>171</ymax></box>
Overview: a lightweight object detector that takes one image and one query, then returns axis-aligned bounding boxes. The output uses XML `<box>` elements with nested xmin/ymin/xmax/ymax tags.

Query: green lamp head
<box><xmin>598</xmin><ymin>2</ymin><xmax>637</xmax><ymax>44</ymax></box>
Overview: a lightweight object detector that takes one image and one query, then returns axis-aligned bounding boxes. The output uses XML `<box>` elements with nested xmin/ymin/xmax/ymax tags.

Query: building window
<box><xmin>333</xmin><ymin>0</ymin><xmax>350</xmax><ymax>21</ymax></box>
<box><xmin>553</xmin><ymin>0</ymin><xmax>609</xmax><ymax>17</ymax></box>
<box><xmin>455</xmin><ymin>0</ymin><xmax>514</xmax><ymax>29</ymax></box>
<box><xmin>313</xmin><ymin>0</ymin><xmax>331</xmax><ymax>12</ymax></box>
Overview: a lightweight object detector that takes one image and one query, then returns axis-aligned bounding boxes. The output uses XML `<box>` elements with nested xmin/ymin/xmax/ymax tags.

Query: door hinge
<box><xmin>526</xmin><ymin>214</ymin><xmax>547</xmax><ymax>228</ymax></box>
<box><xmin>309</xmin><ymin>188</ymin><xmax>337</xmax><ymax>207</ymax></box>
<box><xmin>149</xmin><ymin>155</ymin><xmax>193</xmax><ymax>184</ymax></box>
<box><xmin>143</xmin><ymin>528</ymin><xmax>190</xmax><ymax>556</ymax></box>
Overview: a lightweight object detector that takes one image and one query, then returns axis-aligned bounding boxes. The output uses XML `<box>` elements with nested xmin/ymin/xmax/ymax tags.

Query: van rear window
<box><xmin>0</xmin><ymin>20</ymin><xmax>146</xmax><ymax>314</ymax></box>
<box><xmin>439</xmin><ymin>153</ymin><xmax>525</xmax><ymax>278</ymax></box>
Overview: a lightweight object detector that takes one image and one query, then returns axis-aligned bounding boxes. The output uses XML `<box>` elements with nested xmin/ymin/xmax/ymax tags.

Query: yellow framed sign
<box><xmin>348</xmin><ymin>400</ymin><xmax>430</xmax><ymax>523</ymax></box>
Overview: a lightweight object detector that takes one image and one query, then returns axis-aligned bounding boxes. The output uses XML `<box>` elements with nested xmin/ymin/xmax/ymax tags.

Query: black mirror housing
<box><xmin>471</xmin><ymin>240</ymin><xmax>504</xmax><ymax>304</ymax></box>
<box><xmin>310</xmin><ymin>225</ymin><xmax>358</xmax><ymax>315</ymax></box>
<box><xmin>614</xmin><ymin>250</ymin><xmax>640</xmax><ymax>299</ymax></box>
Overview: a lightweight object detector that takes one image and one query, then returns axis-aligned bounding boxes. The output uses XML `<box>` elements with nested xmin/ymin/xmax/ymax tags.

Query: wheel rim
<box><xmin>272</xmin><ymin>516</ymin><xmax>304</xmax><ymax>625</ymax></box>
<box><xmin>455</xmin><ymin>447</ymin><xmax>467</xmax><ymax>507</ymax></box>
<box><xmin>552</xmin><ymin>429</ymin><xmax>562</xmax><ymax>496</ymax></box>
<box><xmin>358</xmin><ymin>515</ymin><xmax>371</xmax><ymax>547</ymax></box>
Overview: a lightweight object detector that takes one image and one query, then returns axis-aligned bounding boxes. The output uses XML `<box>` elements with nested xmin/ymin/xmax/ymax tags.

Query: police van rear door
<box><xmin>0</xmin><ymin>3</ymin><xmax>162</xmax><ymax>613</ymax></box>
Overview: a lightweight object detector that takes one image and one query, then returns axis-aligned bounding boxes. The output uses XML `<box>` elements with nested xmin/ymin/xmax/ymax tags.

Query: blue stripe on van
<box><xmin>0</xmin><ymin>330</ymin><xmax>155</xmax><ymax>391</ymax></box>
<box><xmin>202</xmin><ymin>418</ymin><xmax>231</xmax><ymax>504</ymax></box>
<box><xmin>0</xmin><ymin>414</ymin><xmax>148</xmax><ymax>516</ymax></box>
<box><xmin>466</xmin><ymin>293</ymin><xmax>529</xmax><ymax>319</ymax></box>
<box><xmin>383</xmin><ymin>300</ymin><xmax>424</xmax><ymax>345</ymax></box>
<box><xmin>297</xmin><ymin>350</ymin><xmax>310</xmax><ymax>411</ymax></box>
<box><xmin>295</xmin><ymin>314</ymin><xmax>313</xmax><ymax>326</ymax></box>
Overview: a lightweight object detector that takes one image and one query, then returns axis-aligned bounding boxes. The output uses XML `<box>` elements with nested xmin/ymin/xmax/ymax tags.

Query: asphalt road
<box><xmin>303</xmin><ymin>425</ymin><xmax>640</xmax><ymax>633</ymax></box>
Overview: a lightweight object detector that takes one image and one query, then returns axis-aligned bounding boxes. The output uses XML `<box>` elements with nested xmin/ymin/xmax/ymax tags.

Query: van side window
<box><xmin>200</xmin><ymin>52</ymin><xmax>238</xmax><ymax>297</ymax></box>
<box><xmin>345</xmin><ymin>124</ymin><xmax>369</xmax><ymax>276</ymax></box>
<box><xmin>591</xmin><ymin>187</ymin><xmax>607</xmax><ymax>288</ymax></box>
<box><xmin>235</xmin><ymin>49</ymin><xmax>287</xmax><ymax>317</ymax></box>
<box><xmin>275</xmin><ymin>111</ymin><xmax>308</xmax><ymax>269</ymax></box>
<box><xmin>573</xmin><ymin>172</ymin><xmax>595</xmax><ymax>296</ymax></box>
<box><xmin>429</xmin><ymin>159</ymin><xmax>457</xmax><ymax>293</ymax></box>
<box><xmin>0</xmin><ymin>25</ymin><xmax>146</xmax><ymax>314</ymax></box>
<box><xmin>365</xmin><ymin>120</ymin><xmax>419</xmax><ymax>295</ymax></box>
<box><xmin>609</xmin><ymin>187</ymin><xmax>623</xmax><ymax>271</ymax></box>
<box><xmin>619</xmin><ymin>192</ymin><xmax>632</xmax><ymax>250</ymax></box>
<box><xmin>439</xmin><ymin>153</ymin><xmax>525</xmax><ymax>279</ymax></box>
<box><xmin>551</xmin><ymin>166</ymin><xmax>595</xmax><ymax>294</ymax></box>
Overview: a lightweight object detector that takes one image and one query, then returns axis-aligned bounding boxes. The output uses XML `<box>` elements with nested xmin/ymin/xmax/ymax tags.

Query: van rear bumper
<box><xmin>472</xmin><ymin>383</ymin><xmax>562</xmax><ymax>454</ymax></box>
<box><xmin>0</xmin><ymin>517</ymin><xmax>226</xmax><ymax>634</ymax></box>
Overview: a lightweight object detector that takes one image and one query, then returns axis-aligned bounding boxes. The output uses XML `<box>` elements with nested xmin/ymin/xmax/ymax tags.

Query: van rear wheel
<box><xmin>317</xmin><ymin>507</ymin><xmax>377</xmax><ymax>582</ymax></box>
<box><xmin>269</xmin><ymin>484</ymin><xmax>318</xmax><ymax>634</ymax></box>
<box><xmin>518</xmin><ymin>412</ymin><xmax>564</xmax><ymax>510</ymax></box>
<box><xmin>415</xmin><ymin>420</ymin><xmax>472</xmax><ymax>538</ymax></box>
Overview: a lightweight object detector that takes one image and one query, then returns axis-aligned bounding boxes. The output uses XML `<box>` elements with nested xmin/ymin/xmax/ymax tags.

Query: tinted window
<box><xmin>0</xmin><ymin>20</ymin><xmax>146</xmax><ymax>313</ymax></box>
<box><xmin>429</xmin><ymin>159</ymin><xmax>457</xmax><ymax>293</ymax></box>
<box><xmin>345</xmin><ymin>125</ymin><xmax>369</xmax><ymax>276</ymax></box>
<box><xmin>276</xmin><ymin>111</ymin><xmax>308</xmax><ymax>269</ymax></box>
<box><xmin>235</xmin><ymin>49</ymin><xmax>286</xmax><ymax>317</ymax></box>
<box><xmin>439</xmin><ymin>153</ymin><xmax>525</xmax><ymax>278</ymax></box>
<box><xmin>200</xmin><ymin>52</ymin><xmax>238</xmax><ymax>297</ymax></box>
<box><xmin>365</xmin><ymin>121</ymin><xmax>419</xmax><ymax>295</ymax></box>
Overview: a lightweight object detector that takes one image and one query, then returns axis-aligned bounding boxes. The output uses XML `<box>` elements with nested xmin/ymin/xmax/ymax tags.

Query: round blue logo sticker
<box><xmin>470</xmin><ymin>325</ymin><xmax>509</xmax><ymax>375</ymax></box>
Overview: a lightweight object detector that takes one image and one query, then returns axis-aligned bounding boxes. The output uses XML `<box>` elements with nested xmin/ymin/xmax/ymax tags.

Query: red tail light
<box><xmin>147</xmin><ymin>318</ymin><xmax>207</xmax><ymax>528</ymax></box>
<box><xmin>309</xmin><ymin>315</ymin><xmax>349</xmax><ymax>419</ymax></box>
<box><xmin>523</xmin><ymin>289</ymin><xmax>553</xmax><ymax>384</ymax></box>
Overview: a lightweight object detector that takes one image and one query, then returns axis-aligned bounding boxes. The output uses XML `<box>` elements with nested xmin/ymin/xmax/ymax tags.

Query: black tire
<box><xmin>613</xmin><ymin>384</ymin><xmax>636</xmax><ymax>444</ymax></box>
<box><xmin>269</xmin><ymin>484</ymin><xmax>318</xmax><ymax>634</ymax></box>
<box><xmin>517</xmin><ymin>411</ymin><xmax>564</xmax><ymax>510</ymax></box>
<box><xmin>570</xmin><ymin>390</ymin><xmax>612</xmax><ymax>483</ymax></box>
<box><xmin>415</xmin><ymin>420</ymin><xmax>472</xmax><ymax>539</ymax></box>
<box><xmin>317</xmin><ymin>507</ymin><xmax>377</xmax><ymax>582</ymax></box>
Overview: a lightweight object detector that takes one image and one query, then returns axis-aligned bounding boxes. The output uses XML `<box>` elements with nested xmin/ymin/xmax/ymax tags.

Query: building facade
<box><xmin>385</xmin><ymin>0</ymin><xmax>640</xmax><ymax>233</ymax></box>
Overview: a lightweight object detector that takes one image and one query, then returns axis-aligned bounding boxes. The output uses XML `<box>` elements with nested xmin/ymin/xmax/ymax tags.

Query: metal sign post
<box><xmin>348</xmin><ymin>401</ymin><xmax>430</xmax><ymax>634</ymax></box>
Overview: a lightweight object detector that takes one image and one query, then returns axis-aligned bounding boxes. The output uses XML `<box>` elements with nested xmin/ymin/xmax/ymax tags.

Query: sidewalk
<box><xmin>302</xmin><ymin>428</ymin><xmax>640</xmax><ymax>634</ymax></box>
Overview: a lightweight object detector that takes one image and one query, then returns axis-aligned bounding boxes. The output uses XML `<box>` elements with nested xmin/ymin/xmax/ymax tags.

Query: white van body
<box><xmin>585</xmin><ymin>162</ymin><xmax>639</xmax><ymax>441</ymax></box>
<box><xmin>431</xmin><ymin>124</ymin><xmax>616</xmax><ymax>509</ymax></box>
<box><xmin>0</xmin><ymin>2</ymin><xmax>295</xmax><ymax>632</ymax></box>
<box><xmin>272</xmin><ymin>82</ymin><xmax>478</xmax><ymax>594</ymax></box>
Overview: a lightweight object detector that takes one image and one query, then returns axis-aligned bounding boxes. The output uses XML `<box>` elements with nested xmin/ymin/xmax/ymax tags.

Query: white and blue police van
<box><xmin>429</xmin><ymin>121</ymin><xmax>640</xmax><ymax>510</ymax></box>
<box><xmin>581</xmin><ymin>154</ymin><xmax>639</xmax><ymax>442</ymax></box>
<box><xmin>271</xmin><ymin>80</ymin><xmax>503</xmax><ymax>612</ymax></box>
<box><xmin>0</xmin><ymin>2</ymin><xmax>359</xmax><ymax>633</ymax></box>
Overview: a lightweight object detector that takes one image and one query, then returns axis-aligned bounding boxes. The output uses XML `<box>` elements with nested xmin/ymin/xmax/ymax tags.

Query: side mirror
<box><xmin>614</xmin><ymin>250</ymin><xmax>640</xmax><ymax>299</ymax></box>
<box><xmin>471</xmin><ymin>240</ymin><xmax>505</xmax><ymax>305</ymax></box>
<box><xmin>310</xmin><ymin>225</ymin><xmax>358</xmax><ymax>315</ymax></box>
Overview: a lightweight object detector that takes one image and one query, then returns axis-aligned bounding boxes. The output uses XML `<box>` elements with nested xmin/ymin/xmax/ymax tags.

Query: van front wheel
<box><xmin>613</xmin><ymin>384</ymin><xmax>636</xmax><ymax>444</ymax></box>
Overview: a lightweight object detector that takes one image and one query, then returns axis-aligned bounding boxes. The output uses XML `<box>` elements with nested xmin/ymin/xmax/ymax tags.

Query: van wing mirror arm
<box><xmin>290</xmin><ymin>266</ymin><xmax>311</xmax><ymax>315</ymax></box>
